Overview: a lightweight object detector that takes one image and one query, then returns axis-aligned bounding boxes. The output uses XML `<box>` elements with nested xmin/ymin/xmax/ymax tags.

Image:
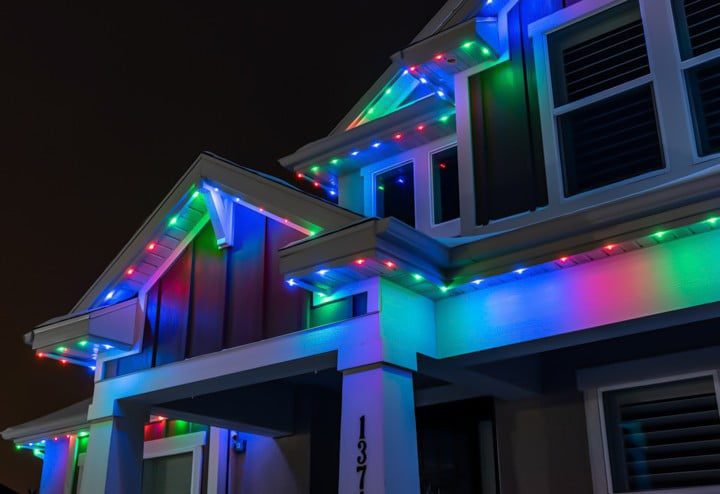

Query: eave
<box><xmin>280</xmin><ymin>168</ymin><xmax>720</xmax><ymax>299</ymax></box>
<box><xmin>1</xmin><ymin>399</ymin><xmax>90</xmax><ymax>445</ymax></box>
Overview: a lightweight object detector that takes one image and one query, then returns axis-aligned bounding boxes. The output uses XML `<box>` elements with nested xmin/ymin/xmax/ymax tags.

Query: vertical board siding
<box><xmin>262</xmin><ymin>219</ymin><xmax>307</xmax><ymax>338</ymax></box>
<box><xmin>187</xmin><ymin>223</ymin><xmax>227</xmax><ymax>357</ymax></box>
<box><xmin>110</xmin><ymin>284</ymin><xmax>161</xmax><ymax>377</ymax></box>
<box><xmin>154</xmin><ymin>247</ymin><xmax>193</xmax><ymax>366</ymax></box>
<box><xmin>470</xmin><ymin>1</ymin><xmax>551</xmax><ymax>224</ymax></box>
<box><xmin>225</xmin><ymin>206</ymin><xmax>267</xmax><ymax>348</ymax></box>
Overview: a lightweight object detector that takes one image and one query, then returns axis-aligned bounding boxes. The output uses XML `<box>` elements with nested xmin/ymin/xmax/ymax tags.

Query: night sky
<box><xmin>0</xmin><ymin>2</ymin><xmax>446</xmax><ymax>491</ymax></box>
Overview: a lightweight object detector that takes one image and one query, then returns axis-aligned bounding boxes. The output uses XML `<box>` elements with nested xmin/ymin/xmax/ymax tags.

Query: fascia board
<box><xmin>279</xmin><ymin>97</ymin><xmax>455</xmax><ymax>171</ymax></box>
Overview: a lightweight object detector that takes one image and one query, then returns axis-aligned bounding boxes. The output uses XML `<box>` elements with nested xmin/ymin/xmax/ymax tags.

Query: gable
<box><xmin>106</xmin><ymin>204</ymin><xmax>308</xmax><ymax>377</ymax></box>
<box><xmin>72</xmin><ymin>153</ymin><xmax>359</xmax><ymax>313</ymax></box>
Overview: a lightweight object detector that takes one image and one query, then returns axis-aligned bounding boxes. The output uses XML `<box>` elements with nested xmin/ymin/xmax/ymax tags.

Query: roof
<box><xmin>68</xmin><ymin>152</ymin><xmax>361</xmax><ymax>314</ymax></box>
<box><xmin>1</xmin><ymin>399</ymin><xmax>90</xmax><ymax>443</ymax></box>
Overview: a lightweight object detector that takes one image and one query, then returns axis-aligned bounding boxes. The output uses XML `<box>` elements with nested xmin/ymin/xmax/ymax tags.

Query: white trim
<box><xmin>589</xmin><ymin>370</ymin><xmax>720</xmax><ymax>494</ymax></box>
<box><xmin>143</xmin><ymin>430</ymin><xmax>206</xmax><ymax>494</ymax></box>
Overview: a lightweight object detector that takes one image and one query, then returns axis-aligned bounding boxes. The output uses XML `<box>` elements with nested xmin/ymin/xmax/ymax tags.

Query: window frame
<box><xmin>529</xmin><ymin>0</ymin><xmax>701</xmax><ymax>206</ymax></box>
<box><xmin>594</xmin><ymin>371</ymin><xmax>720</xmax><ymax>494</ymax></box>
<box><xmin>671</xmin><ymin>0</ymin><xmax>720</xmax><ymax>162</ymax></box>
<box><xmin>371</xmin><ymin>159</ymin><xmax>417</xmax><ymax>227</ymax></box>
<box><xmin>143</xmin><ymin>430</ymin><xmax>206</xmax><ymax>494</ymax></box>
<box><xmin>427</xmin><ymin>142</ymin><xmax>461</xmax><ymax>228</ymax></box>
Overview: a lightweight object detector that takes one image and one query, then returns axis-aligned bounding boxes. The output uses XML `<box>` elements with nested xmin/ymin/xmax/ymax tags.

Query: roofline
<box><xmin>71</xmin><ymin>152</ymin><xmax>360</xmax><ymax>313</ymax></box>
<box><xmin>1</xmin><ymin>399</ymin><xmax>90</xmax><ymax>443</ymax></box>
<box><xmin>325</xmin><ymin>0</ymin><xmax>475</xmax><ymax>137</ymax></box>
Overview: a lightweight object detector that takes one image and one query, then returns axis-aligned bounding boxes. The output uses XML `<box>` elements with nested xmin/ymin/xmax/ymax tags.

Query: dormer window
<box><xmin>548</xmin><ymin>0</ymin><xmax>664</xmax><ymax>196</ymax></box>
<box><xmin>375</xmin><ymin>161</ymin><xmax>415</xmax><ymax>227</ymax></box>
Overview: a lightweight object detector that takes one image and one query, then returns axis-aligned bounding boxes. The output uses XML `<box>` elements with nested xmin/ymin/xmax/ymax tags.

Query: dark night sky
<box><xmin>0</xmin><ymin>2</ymin><xmax>446</xmax><ymax>491</ymax></box>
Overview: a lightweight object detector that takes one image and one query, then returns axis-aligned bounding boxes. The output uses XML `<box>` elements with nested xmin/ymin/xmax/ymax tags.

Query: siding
<box><xmin>469</xmin><ymin>0</ymin><xmax>565</xmax><ymax>224</ymax></box>
<box><xmin>106</xmin><ymin>205</ymin><xmax>308</xmax><ymax>378</ymax></box>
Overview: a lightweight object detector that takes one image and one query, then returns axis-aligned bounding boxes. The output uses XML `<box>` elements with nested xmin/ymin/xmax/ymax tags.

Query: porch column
<box><xmin>38</xmin><ymin>435</ymin><xmax>75</xmax><ymax>494</ymax></box>
<box><xmin>338</xmin><ymin>364</ymin><xmax>420</xmax><ymax>494</ymax></box>
<box><xmin>79</xmin><ymin>401</ymin><xmax>146</xmax><ymax>494</ymax></box>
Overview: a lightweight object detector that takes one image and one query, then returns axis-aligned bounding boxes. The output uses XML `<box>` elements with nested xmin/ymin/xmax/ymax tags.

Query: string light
<box><xmin>287</xmin><ymin>279</ymin><xmax>296</xmax><ymax>287</ymax></box>
<box><xmin>351</xmin><ymin>150</ymin><xmax>360</xmax><ymax>156</ymax></box>
<box><xmin>169</xmin><ymin>216</ymin><xmax>178</xmax><ymax>226</ymax></box>
<box><xmin>317</xmin><ymin>269</ymin><xmax>329</xmax><ymax>276</ymax></box>
<box><xmin>513</xmin><ymin>268</ymin><xmax>527</xmax><ymax>275</ymax></box>
<box><xmin>653</xmin><ymin>231</ymin><xmax>668</xmax><ymax>239</ymax></box>
<box><xmin>330</xmin><ymin>158</ymin><xmax>341</xmax><ymax>165</ymax></box>
<box><xmin>384</xmin><ymin>260</ymin><xmax>396</xmax><ymax>269</ymax></box>
<box><xmin>104</xmin><ymin>290</ymin><xmax>115</xmax><ymax>301</ymax></box>
<box><xmin>472</xmin><ymin>279</ymin><xmax>484</xmax><ymax>285</ymax></box>
<box><xmin>707</xmin><ymin>217</ymin><xmax>719</xmax><ymax>225</ymax></box>
<box><xmin>296</xmin><ymin>172</ymin><xmax>304</xmax><ymax>179</ymax></box>
<box><xmin>412</xmin><ymin>273</ymin><xmax>423</xmax><ymax>281</ymax></box>
<box><xmin>604</xmin><ymin>244</ymin><xmax>616</xmax><ymax>252</ymax></box>
<box><xmin>372</xmin><ymin>142</ymin><xmax>382</xmax><ymax>148</ymax></box>
<box><xmin>481</xmin><ymin>46</ymin><xmax>491</xmax><ymax>55</ymax></box>
<box><xmin>440</xmin><ymin>286</ymin><xmax>449</xmax><ymax>293</ymax></box>
<box><xmin>147</xmin><ymin>242</ymin><xmax>157</xmax><ymax>251</ymax></box>
<box><xmin>416</xmin><ymin>124</ymin><xmax>425</xmax><ymax>131</ymax></box>
<box><xmin>125</xmin><ymin>267</ymin><xmax>135</xmax><ymax>276</ymax></box>
<box><xmin>462</xmin><ymin>41</ymin><xmax>473</xmax><ymax>49</ymax></box>
<box><xmin>78</xmin><ymin>340</ymin><xmax>88</xmax><ymax>347</ymax></box>
<box><xmin>559</xmin><ymin>257</ymin><xmax>569</xmax><ymax>263</ymax></box>
<box><xmin>434</xmin><ymin>54</ymin><xmax>443</xmax><ymax>60</ymax></box>
<box><xmin>354</xmin><ymin>259</ymin><xmax>366</xmax><ymax>266</ymax></box>
<box><xmin>393</xmin><ymin>133</ymin><xmax>403</xmax><ymax>141</ymax></box>
<box><xmin>310</xmin><ymin>165</ymin><xmax>320</xmax><ymax>173</ymax></box>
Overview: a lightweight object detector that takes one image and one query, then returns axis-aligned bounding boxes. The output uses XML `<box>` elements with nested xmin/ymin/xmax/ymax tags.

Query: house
<box><xmin>3</xmin><ymin>0</ymin><xmax>720</xmax><ymax>492</ymax></box>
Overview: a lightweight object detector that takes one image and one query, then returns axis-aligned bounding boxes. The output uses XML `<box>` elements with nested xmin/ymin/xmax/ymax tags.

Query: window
<box><xmin>673</xmin><ymin>0</ymin><xmax>720</xmax><ymax>156</ymax></box>
<box><xmin>548</xmin><ymin>1</ymin><xmax>664</xmax><ymax>196</ymax></box>
<box><xmin>602</xmin><ymin>375</ymin><xmax>720</xmax><ymax>492</ymax></box>
<box><xmin>375</xmin><ymin>162</ymin><xmax>415</xmax><ymax>227</ymax></box>
<box><xmin>431</xmin><ymin>146</ymin><xmax>460</xmax><ymax>224</ymax></box>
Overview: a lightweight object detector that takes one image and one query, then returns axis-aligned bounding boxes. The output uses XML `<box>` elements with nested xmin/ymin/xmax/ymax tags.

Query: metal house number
<box><xmin>356</xmin><ymin>415</ymin><xmax>367</xmax><ymax>493</ymax></box>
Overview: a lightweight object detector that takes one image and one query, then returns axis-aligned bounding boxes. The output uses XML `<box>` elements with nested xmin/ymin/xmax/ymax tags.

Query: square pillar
<box><xmin>339</xmin><ymin>364</ymin><xmax>420</xmax><ymax>494</ymax></box>
<box><xmin>39</xmin><ymin>436</ymin><xmax>75</xmax><ymax>494</ymax></box>
<box><xmin>79</xmin><ymin>401</ymin><xmax>146</xmax><ymax>494</ymax></box>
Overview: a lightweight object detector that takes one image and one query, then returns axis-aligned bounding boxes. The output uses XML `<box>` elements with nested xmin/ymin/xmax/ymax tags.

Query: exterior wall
<box><xmin>495</xmin><ymin>392</ymin><xmax>593</xmax><ymax>494</ymax></box>
<box><xmin>105</xmin><ymin>205</ymin><xmax>308</xmax><ymax>378</ymax></box>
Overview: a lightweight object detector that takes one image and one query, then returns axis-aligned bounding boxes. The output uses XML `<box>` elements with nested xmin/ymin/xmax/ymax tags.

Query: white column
<box><xmin>338</xmin><ymin>364</ymin><xmax>420</xmax><ymax>494</ymax></box>
<box><xmin>79</xmin><ymin>401</ymin><xmax>146</xmax><ymax>494</ymax></box>
<box><xmin>206</xmin><ymin>427</ymin><xmax>229</xmax><ymax>494</ymax></box>
<box><xmin>38</xmin><ymin>436</ymin><xmax>74</xmax><ymax>494</ymax></box>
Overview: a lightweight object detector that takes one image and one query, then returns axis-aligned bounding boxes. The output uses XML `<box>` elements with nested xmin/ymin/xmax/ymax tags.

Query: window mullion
<box><xmin>640</xmin><ymin>0</ymin><xmax>696</xmax><ymax>167</ymax></box>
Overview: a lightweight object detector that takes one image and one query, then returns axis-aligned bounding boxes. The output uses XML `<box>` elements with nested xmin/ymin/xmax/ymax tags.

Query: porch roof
<box><xmin>1</xmin><ymin>399</ymin><xmax>90</xmax><ymax>444</ymax></box>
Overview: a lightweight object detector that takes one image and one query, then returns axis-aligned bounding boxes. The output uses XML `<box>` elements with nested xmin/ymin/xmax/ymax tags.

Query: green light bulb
<box><xmin>377</xmin><ymin>185</ymin><xmax>385</xmax><ymax>191</ymax></box>
<box><xmin>78</xmin><ymin>340</ymin><xmax>88</xmax><ymax>347</ymax></box>
<box><xmin>191</xmin><ymin>191</ymin><xmax>200</xmax><ymax>199</ymax></box>
<box><xmin>439</xmin><ymin>115</ymin><xmax>450</xmax><ymax>123</ymax></box>
<box><xmin>462</xmin><ymin>41</ymin><xmax>473</xmax><ymax>49</ymax></box>
<box><xmin>310</xmin><ymin>165</ymin><xmax>320</xmax><ymax>173</ymax></box>
<box><xmin>385</xmin><ymin>88</ymin><xmax>392</xmax><ymax>95</ymax></box>
<box><xmin>440</xmin><ymin>286</ymin><xmax>449</xmax><ymax>293</ymax></box>
<box><xmin>412</xmin><ymin>273</ymin><xmax>423</xmax><ymax>281</ymax></box>
<box><xmin>169</xmin><ymin>216</ymin><xmax>178</xmax><ymax>226</ymax></box>
<box><xmin>481</xmin><ymin>46</ymin><xmax>490</xmax><ymax>55</ymax></box>
<box><xmin>330</xmin><ymin>158</ymin><xmax>340</xmax><ymax>165</ymax></box>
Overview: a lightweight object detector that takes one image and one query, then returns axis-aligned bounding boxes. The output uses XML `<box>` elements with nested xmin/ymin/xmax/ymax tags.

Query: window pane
<box><xmin>548</xmin><ymin>1</ymin><xmax>649</xmax><ymax>106</ymax></box>
<box><xmin>686</xmin><ymin>58</ymin><xmax>720</xmax><ymax>156</ymax></box>
<box><xmin>602</xmin><ymin>376</ymin><xmax>720</xmax><ymax>492</ymax></box>
<box><xmin>142</xmin><ymin>453</ymin><xmax>193</xmax><ymax>494</ymax></box>
<box><xmin>431</xmin><ymin>146</ymin><xmax>460</xmax><ymax>224</ymax></box>
<box><xmin>672</xmin><ymin>0</ymin><xmax>720</xmax><ymax>60</ymax></box>
<box><xmin>558</xmin><ymin>84</ymin><xmax>664</xmax><ymax>196</ymax></box>
<box><xmin>375</xmin><ymin>162</ymin><xmax>415</xmax><ymax>227</ymax></box>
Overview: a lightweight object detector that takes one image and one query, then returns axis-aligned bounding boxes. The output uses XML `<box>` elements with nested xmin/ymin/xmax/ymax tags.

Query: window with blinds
<box><xmin>602</xmin><ymin>375</ymin><xmax>720</xmax><ymax>492</ymax></box>
<box><xmin>548</xmin><ymin>1</ymin><xmax>664</xmax><ymax>196</ymax></box>
<box><xmin>673</xmin><ymin>0</ymin><xmax>720</xmax><ymax>157</ymax></box>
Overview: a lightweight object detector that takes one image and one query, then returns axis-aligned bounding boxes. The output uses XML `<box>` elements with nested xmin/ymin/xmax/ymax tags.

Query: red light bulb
<box><xmin>439</xmin><ymin>163</ymin><xmax>447</xmax><ymax>169</ymax></box>
<box><xmin>313</xmin><ymin>181</ymin><xmax>320</xmax><ymax>188</ymax></box>
<box><xmin>147</xmin><ymin>242</ymin><xmax>156</xmax><ymax>251</ymax></box>
<box><xmin>409</xmin><ymin>65</ymin><xmax>417</xmax><ymax>72</ymax></box>
<box><xmin>604</xmin><ymin>244</ymin><xmax>616</xmax><ymax>252</ymax></box>
<box><xmin>393</xmin><ymin>133</ymin><xmax>403</xmax><ymax>140</ymax></box>
<box><xmin>434</xmin><ymin>54</ymin><xmax>443</xmax><ymax>61</ymax></box>
<box><xmin>384</xmin><ymin>260</ymin><xmax>396</xmax><ymax>269</ymax></box>
<box><xmin>126</xmin><ymin>267</ymin><xmax>135</xmax><ymax>276</ymax></box>
<box><xmin>296</xmin><ymin>172</ymin><xmax>304</xmax><ymax>179</ymax></box>
<box><xmin>354</xmin><ymin>259</ymin><xmax>365</xmax><ymax>266</ymax></box>
<box><xmin>416</xmin><ymin>124</ymin><xmax>425</xmax><ymax>131</ymax></box>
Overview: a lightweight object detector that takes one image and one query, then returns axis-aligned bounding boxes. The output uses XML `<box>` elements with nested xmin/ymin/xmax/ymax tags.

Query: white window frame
<box><xmin>670</xmin><ymin>0</ymin><xmax>720</xmax><ymax>164</ymax></box>
<box><xmin>361</xmin><ymin>133</ymin><xmax>459</xmax><ymax>237</ymax></box>
<box><xmin>427</xmin><ymin>141</ymin><xmax>461</xmax><ymax>228</ymax></box>
<box><xmin>142</xmin><ymin>430</ymin><xmax>206</xmax><ymax>494</ymax></box>
<box><xmin>589</xmin><ymin>370</ymin><xmax>720</xmax><ymax>494</ymax></box>
<box><xmin>527</xmin><ymin>0</ymin><xmax>710</xmax><ymax>215</ymax></box>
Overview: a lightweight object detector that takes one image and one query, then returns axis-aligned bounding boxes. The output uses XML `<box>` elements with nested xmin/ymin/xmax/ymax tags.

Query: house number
<box><xmin>356</xmin><ymin>415</ymin><xmax>367</xmax><ymax>493</ymax></box>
